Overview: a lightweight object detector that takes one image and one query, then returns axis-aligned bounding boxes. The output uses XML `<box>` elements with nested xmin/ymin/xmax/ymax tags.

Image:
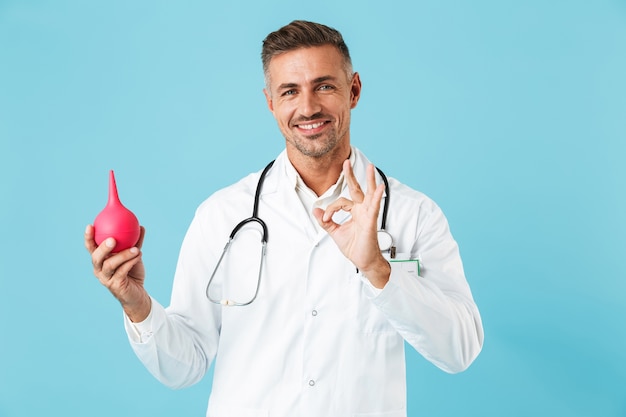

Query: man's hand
<box><xmin>84</xmin><ymin>224</ymin><xmax>151</xmax><ymax>322</ymax></box>
<box><xmin>313</xmin><ymin>160</ymin><xmax>391</xmax><ymax>289</ymax></box>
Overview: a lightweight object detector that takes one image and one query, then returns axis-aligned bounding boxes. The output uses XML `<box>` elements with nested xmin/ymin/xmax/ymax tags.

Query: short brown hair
<box><xmin>261</xmin><ymin>20</ymin><xmax>353</xmax><ymax>86</ymax></box>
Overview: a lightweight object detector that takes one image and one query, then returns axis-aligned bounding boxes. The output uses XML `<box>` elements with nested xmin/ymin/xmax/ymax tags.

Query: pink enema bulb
<box><xmin>93</xmin><ymin>170</ymin><xmax>140</xmax><ymax>252</ymax></box>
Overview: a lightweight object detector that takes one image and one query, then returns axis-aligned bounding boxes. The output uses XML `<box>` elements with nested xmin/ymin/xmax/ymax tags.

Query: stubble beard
<box><xmin>284</xmin><ymin>123</ymin><xmax>350</xmax><ymax>160</ymax></box>
<box><xmin>292</xmin><ymin>132</ymin><xmax>337</xmax><ymax>158</ymax></box>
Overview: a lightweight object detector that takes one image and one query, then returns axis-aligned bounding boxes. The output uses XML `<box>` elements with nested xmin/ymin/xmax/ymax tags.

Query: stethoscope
<box><xmin>205</xmin><ymin>160</ymin><xmax>394</xmax><ymax>306</ymax></box>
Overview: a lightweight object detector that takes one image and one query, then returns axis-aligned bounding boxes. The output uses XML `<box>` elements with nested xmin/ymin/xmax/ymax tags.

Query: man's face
<box><xmin>263</xmin><ymin>45</ymin><xmax>361</xmax><ymax>160</ymax></box>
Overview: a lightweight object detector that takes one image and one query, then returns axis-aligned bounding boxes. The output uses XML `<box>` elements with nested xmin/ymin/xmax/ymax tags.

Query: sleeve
<box><xmin>123</xmin><ymin>204</ymin><xmax>223</xmax><ymax>389</ymax></box>
<box><xmin>363</xmin><ymin>198</ymin><xmax>484</xmax><ymax>373</ymax></box>
<box><xmin>124</xmin><ymin>299</ymin><xmax>155</xmax><ymax>343</ymax></box>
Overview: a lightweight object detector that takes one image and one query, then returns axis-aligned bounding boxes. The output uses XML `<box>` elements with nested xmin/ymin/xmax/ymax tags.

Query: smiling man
<box><xmin>86</xmin><ymin>20</ymin><xmax>483</xmax><ymax>417</ymax></box>
<box><xmin>264</xmin><ymin>44</ymin><xmax>358</xmax><ymax>165</ymax></box>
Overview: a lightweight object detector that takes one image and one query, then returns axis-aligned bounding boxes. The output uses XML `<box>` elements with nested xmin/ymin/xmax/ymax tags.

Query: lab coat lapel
<box><xmin>258</xmin><ymin>153</ymin><xmax>321</xmax><ymax>242</ymax></box>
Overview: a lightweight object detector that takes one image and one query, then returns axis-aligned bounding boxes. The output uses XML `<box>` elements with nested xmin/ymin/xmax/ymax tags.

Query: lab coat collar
<box><xmin>255</xmin><ymin>148</ymin><xmax>386</xmax><ymax>239</ymax></box>
<box><xmin>257</xmin><ymin>146</ymin><xmax>387</xmax><ymax>200</ymax></box>
<box><xmin>280</xmin><ymin>149</ymin><xmax>355</xmax><ymax>198</ymax></box>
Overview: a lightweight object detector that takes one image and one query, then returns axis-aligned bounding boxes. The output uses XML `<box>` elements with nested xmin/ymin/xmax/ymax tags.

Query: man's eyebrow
<box><xmin>313</xmin><ymin>75</ymin><xmax>337</xmax><ymax>83</ymax></box>
<box><xmin>277</xmin><ymin>76</ymin><xmax>338</xmax><ymax>91</ymax></box>
<box><xmin>277</xmin><ymin>82</ymin><xmax>299</xmax><ymax>90</ymax></box>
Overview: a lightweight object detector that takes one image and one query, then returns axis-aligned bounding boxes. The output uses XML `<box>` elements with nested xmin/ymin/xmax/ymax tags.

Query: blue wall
<box><xmin>1</xmin><ymin>1</ymin><xmax>624</xmax><ymax>416</ymax></box>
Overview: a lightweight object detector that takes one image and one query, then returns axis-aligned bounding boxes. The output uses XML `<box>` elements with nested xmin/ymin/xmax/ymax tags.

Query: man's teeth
<box><xmin>299</xmin><ymin>122</ymin><xmax>325</xmax><ymax>130</ymax></box>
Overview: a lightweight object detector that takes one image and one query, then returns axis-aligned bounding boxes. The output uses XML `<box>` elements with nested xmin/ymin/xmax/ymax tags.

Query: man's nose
<box><xmin>299</xmin><ymin>90</ymin><xmax>322</xmax><ymax>117</ymax></box>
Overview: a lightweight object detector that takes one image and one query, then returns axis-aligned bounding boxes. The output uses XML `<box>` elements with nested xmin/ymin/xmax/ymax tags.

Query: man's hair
<box><xmin>261</xmin><ymin>20</ymin><xmax>353</xmax><ymax>88</ymax></box>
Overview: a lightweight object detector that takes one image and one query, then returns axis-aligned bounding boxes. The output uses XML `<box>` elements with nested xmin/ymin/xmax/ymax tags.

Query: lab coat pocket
<box><xmin>388</xmin><ymin>252</ymin><xmax>421</xmax><ymax>278</ymax></box>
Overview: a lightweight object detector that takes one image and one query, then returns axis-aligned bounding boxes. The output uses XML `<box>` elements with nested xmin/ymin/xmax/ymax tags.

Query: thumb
<box><xmin>313</xmin><ymin>207</ymin><xmax>336</xmax><ymax>233</ymax></box>
<box><xmin>312</xmin><ymin>207</ymin><xmax>326</xmax><ymax>226</ymax></box>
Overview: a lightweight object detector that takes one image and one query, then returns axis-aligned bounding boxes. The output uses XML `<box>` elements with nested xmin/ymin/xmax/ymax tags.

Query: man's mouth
<box><xmin>297</xmin><ymin>121</ymin><xmax>327</xmax><ymax>130</ymax></box>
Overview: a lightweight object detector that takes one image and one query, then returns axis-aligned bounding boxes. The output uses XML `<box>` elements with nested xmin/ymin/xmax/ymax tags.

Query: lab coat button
<box><xmin>308</xmin><ymin>379</ymin><xmax>315</xmax><ymax>387</ymax></box>
<box><xmin>311</xmin><ymin>310</ymin><xmax>318</xmax><ymax>316</ymax></box>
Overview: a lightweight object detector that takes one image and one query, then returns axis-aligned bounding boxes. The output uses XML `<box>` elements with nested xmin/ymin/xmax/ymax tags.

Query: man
<box><xmin>86</xmin><ymin>20</ymin><xmax>483</xmax><ymax>417</ymax></box>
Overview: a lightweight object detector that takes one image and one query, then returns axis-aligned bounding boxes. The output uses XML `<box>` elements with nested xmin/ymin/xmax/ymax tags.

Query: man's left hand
<box><xmin>313</xmin><ymin>160</ymin><xmax>391</xmax><ymax>289</ymax></box>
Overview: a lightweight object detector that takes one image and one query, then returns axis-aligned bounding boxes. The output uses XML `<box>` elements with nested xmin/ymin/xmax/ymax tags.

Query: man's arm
<box><xmin>313</xmin><ymin>161</ymin><xmax>483</xmax><ymax>372</ymax></box>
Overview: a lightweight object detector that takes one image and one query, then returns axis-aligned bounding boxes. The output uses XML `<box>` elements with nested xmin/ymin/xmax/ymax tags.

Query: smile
<box><xmin>297</xmin><ymin>121</ymin><xmax>327</xmax><ymax>130</ymax></box>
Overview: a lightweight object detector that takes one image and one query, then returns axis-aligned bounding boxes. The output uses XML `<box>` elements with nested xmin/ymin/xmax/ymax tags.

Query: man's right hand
<box><xmin>85</xmin><ymin>224</ymin><xmax>151</xmax><ymax>323</ymax></box>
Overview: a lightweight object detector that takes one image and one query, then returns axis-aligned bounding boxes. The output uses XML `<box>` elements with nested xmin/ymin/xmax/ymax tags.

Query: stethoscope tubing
<box><xmin>206</xmin><ymin>159</ymin><xmax>391</xmax><ymax>306</ymax></box>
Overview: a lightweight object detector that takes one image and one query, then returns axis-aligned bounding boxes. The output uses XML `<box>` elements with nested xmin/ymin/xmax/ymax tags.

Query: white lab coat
<box><xmin>125</xmin><ymin>147</ymin><xmax>483</xmax><ymax>417</ymax></box>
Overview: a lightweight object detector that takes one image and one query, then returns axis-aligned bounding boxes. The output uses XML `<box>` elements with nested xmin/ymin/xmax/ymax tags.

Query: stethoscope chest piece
<box><xmin>377</xmin><ymin>230</ymin><xmax>396</xmax><ymax>259</ymax></box>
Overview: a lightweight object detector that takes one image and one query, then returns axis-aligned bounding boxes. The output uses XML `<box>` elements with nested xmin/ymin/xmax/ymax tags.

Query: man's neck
<box><xmin>287</xmin><ymin>145</ymin><xmax>351</xmax><ymax>196</ymax></box>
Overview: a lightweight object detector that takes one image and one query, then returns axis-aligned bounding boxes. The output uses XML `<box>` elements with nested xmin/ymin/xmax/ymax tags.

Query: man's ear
<box><xmin>350</xmin><ymin>72</ymin><xmax>362</xmax><ymax>109</ymax></box>
<box><xmin>263</xmin><ymin>88</ymin><xmax>274</xmax><ymax>112</ymax></box>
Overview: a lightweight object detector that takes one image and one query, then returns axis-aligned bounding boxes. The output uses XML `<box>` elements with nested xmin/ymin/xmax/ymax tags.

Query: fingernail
<box><xmin>130</xmin><ymin>247</ymin><xmax>138</xmax><ymax>254</ymax></box>
<box><xmin>85</xmin><ymin>225</ymin><xmax>90</xmax><ymax>233</ymax></box>
<box><xmin>105</xmin><ymin>238</ymin><xmax>115</xmax><ymax>248</ymax></box>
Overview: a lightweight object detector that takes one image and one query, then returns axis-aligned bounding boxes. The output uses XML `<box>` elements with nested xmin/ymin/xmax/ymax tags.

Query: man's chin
<box><xmin>297</xmin><ymin>143</ymin><xmax>338</xmax><ymax>158</ymax></box>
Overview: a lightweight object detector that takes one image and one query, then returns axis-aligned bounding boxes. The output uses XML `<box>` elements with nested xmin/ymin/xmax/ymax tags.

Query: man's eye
<box><xmin>318</xmin><ymin>85</ymin><xmax>334</xmax><ymax>91</ymax></box>
<box><xmin>282</xmin><ymin>89</ymin><xmax>296</xmax><ymax>96</ymax></box>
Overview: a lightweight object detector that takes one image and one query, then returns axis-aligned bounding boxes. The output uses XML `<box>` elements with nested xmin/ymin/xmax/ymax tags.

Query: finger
<box><xmin>135</xmin><ymin>226</ymin><xmax>146</xmax><ymax>250</ymax></box>
<box><xmin>91</xmin><ymin>237</ymin><xmax>117</xmax><ymax>273</ymax></box>
<box><xmin>84</xmin><ymin>224</ymin><xmax>97</xmax><ymax>253</ymax></box>
<box><xmin>371</xmin><ymin>183</ymin><xmax>385</xmax><ymax>213</ymax></box>
<box><xmin>104</xmin><ymin>255</ymin><xmax>143</xmax><ymax>300</ymax></box>
<box><xmin>101</xmin><ymin>246</ymin><xmax>141</xmax><ymax>280</ymax></box>
<box><xmin>312</xmin><ymin>207</ymin><xmax>332</xmax><ymax>229</ymax></box>
<box><xmin>322</xmin><ymin>197</ymin><xmax>354</xmax><ymax>222</ymax></box>
<box><xmin>343</xmin><ymin>159</ymin><xmax>364</xmax><ymax>202</ymax></box>
<box><xmin>365</xmin><ymin>164</ymin><xmax>377</xmax><ymax>201</ymax></box>
<box><xmin>313</xmin><ymin>207</ymin><xmax>342</xmax><ymax>235</ymax></box>
<box><xmin>108</xmin><ymin>252</ymin><xmax>142</xmax><ymax>283</ymax></box>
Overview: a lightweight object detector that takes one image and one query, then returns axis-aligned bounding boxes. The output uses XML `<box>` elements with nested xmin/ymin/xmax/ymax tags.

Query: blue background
<box><xmin>1</xmin><ymin>0</ymin><xmax>625</xmax><ymax>416</ymax></box>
